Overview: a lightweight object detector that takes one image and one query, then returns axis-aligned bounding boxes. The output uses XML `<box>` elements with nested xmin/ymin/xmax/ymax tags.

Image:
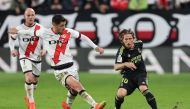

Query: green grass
<box><xmin>0</xmin><ymin>72</ymin><xmax>190</xmax><ymax>109</ymax></box>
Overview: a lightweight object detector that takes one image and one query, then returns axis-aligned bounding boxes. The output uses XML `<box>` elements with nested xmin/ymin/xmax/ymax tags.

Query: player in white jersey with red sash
<box><xmin>8</xmin><ymin>8</ymin><xmax>44</xmax><ymax>109</ymax></box>
<box><xmin>9</xmin><ymin>14</ymin><xmax>106</xmax><ymax>109</ymax></box>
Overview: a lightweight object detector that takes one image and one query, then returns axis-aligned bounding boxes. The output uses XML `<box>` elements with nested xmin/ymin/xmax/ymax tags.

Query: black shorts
<box><xmin>118</xmin><ymin>73</ymin><xmax>148</xmax><ymax>95</ymax></box>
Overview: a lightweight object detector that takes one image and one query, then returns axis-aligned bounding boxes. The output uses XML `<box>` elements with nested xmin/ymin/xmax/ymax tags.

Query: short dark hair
<box><xmin>119</xmin><ymin>29</ymin><xmax>135</xmax><ymax>42</ymax></box>
<box><xmin>52</xmin><ymin>14</ymin><xmax>67</xmax><ymax>25</ymax></box>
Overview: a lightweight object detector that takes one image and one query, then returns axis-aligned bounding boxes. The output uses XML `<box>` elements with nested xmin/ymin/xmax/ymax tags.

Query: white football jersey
<box><xmin>36</xmin><ymin>27</ymin><xmax>80</xmax><ymax>66</ymax></box>
<box><xmin>12</xmin><ymin>23</ymin><xmax>43</xmax><ymax>61</ymax></box>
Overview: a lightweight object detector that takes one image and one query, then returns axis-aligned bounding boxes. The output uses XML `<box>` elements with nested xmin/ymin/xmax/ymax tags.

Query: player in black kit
<box><xmin>114</xmin><ymin>29</ymin><xmax>157</xmax><ymax>109</ymax></box>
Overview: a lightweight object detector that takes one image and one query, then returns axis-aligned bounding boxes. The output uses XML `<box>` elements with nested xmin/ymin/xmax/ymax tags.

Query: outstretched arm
<box><xmin>80</xmin><ymin>34</ymin><xmax>104</xmax><ymax>54</ymax></box>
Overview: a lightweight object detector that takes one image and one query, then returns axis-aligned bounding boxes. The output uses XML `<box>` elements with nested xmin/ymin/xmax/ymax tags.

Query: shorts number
<box><xmin>122</xmin><ymin>78</ymin><xmax>128</xmax><ymax>84</ymax></box>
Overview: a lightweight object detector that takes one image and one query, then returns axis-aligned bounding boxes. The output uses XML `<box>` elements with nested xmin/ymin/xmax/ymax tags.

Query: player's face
<box><xmin>55</xmin><ymin>21</ymin><xmax>66</xmax><ymax>33</ymax></box>
<box><xmin>24</xmin><ymin>10</ymin><xmax>35</xmax><ymax>26</ymax></box>
<box><xmin>122</xmin><ymin>34</ymin><xmax>134</xmax><ymax>49</ymax></box>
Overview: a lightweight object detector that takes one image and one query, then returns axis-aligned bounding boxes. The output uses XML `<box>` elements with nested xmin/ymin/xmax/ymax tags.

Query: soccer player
<box><xmin>8</xmin><ymin>8</ymin><xmax>45</xmax><ymax>109</ymax></box>
<box><xmin>9</xmin><ymin>14</ymin><xmax>106</xmax><ymax>109</ymax></box>
<box><xmin>114</xmin><ymin>29</ymin><xmax>157</xmax><ymax>109</ymax></box>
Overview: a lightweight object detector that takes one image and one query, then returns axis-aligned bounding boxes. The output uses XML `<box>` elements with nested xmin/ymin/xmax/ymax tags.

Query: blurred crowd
<box><xmin>0</xmin><ymin>0</ymin><xmax>190</xmax><ymax>14</ymax></box>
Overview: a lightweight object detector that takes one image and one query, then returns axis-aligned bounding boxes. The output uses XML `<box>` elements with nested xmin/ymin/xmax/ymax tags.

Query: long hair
<box><xmin>119</xmin><ymin>29</ymin><xmax>135</xmax><ymax>44</ymax></box>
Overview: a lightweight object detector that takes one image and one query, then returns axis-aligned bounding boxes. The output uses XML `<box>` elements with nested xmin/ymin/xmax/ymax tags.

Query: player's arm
<box><xmin>8</xmin><ymin>34</ymin><xmax>19</xmax><ymax>57</ymax></box>
<box><xmin>80</xmin><ymin>34</ymin><xmax>104</xmax><ymax>54</ymax></box>
<box><xmin>70</xmin><ymin>28</ymin><xmax>104</xmax><ymax>54</ymax></box>
<box><xmin>114</xmin><ymin>47</ymin><xmax>136</xmax><ymax>71</ymax></box>
<box><xmin>40</xmin><ymin>40</ymin><xmax>47</xmax><ymax>57</ymax></box>
<box><xmin>114</xmin><ymin>62</ymin><xmax>136</xmax><ymax>71</ymax></box>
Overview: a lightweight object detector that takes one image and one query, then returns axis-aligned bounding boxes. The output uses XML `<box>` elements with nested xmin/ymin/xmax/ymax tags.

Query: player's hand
<box><xmin>11</xmin><ymin>50</ymin><xmax>19</xmax><ymax>57</ymax></box>
<box><xmin>40</xmin><ymin>49</ymin><xmax>47</xmax><ymax>57</ymax></box>
<box><xmin>8</xmin><ymin>27</ymin><xmax>18</xmax><ymax>34</ymax></box>
<box><xmin>95</xmin><ymin>47</ymin><xmax>104</xmax><ymax>54</ymax></box>
<box><xmin>124</xmin><ymin>62</ymin><xmax>137</xmax><ymax>70</ymax></box>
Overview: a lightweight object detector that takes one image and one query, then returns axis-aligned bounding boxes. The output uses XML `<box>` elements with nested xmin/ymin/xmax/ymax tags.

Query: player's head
<box><xmin>52</xmin><ymin>14</ymin><xmax>67</xmax><ymax>34</ymax></box>
<box><xmin>119</xmin><ymin>29</ymin><xmax>135</xmax><ymax>49</ymax></box>
<box><xmin>24</xmin><ymin>8</ymin><xmax>35</xmax><ymax>26</ymax></box>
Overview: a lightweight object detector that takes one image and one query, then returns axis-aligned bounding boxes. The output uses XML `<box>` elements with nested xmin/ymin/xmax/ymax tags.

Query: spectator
<box><xmin>31</xmin><ymin>0</ymin><xmax>45</xmax><ymax>10</ymax></box>
<box><xmin>110</xmin><ymin>0</ymin><xmax>128</xmax><ymax>11</ymax></box>
<box><xmin>71</xmin><ymin>0</ymin><xmax>85</xmax><ymax>11</ymax></box>
<box><xmin>11</xmin><ymin>0</ymin><xmax>28</xmax><ymax>14</ymax></box>
<box><xmin>128</xmin><ymin>0</ymin><xmax>148</xmax><ymax>11</ymax></box>
<box><xmin>50</xmin><ymin>0</ymin><xmax>63</xmax><ymax>11</ymax></box>
<box><xmin>95</xmin><ymin>0</ymin><xmax>110</xmax><ymax>13</ymax></box>
<box><xmin>148</xmin><ymin>0</ymin><xmax>157</xmax><ymax>9</ymax></box>
<box><xmin>174</xmin><ymin>0</ymin><xmax>190</xmax><ymax>9</ymax></box>
<box><xmin>83</xmin><ymin>0</ymin><xmax>96</xmax><ymax>11</ymax></box>
<box><xmin>157</xmin><ymin>0</ymin><xmax>170</xmax><ymax>10</ymax></box>
<box><xmin>0</xmin><ymin>0</ymin><xmax>12</xmax><ymax>11</ymax></box>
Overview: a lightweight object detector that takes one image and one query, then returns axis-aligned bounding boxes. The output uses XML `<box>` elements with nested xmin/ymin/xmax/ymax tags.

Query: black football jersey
<box><xmin>115</xmin><ymin>40</ymin><xmax>146</xmax><ymax>75</ymax></box>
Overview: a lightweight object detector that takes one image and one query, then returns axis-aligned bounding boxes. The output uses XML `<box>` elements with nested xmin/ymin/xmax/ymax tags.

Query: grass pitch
<box><xmin>0</xmin><ymin>72</ymin><xmax>190</xmax><ymax>109</ymax></box>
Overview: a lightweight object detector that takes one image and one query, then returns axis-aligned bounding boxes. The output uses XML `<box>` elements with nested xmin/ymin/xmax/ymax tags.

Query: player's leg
<box><xmin>115</xmin><ymin>77</ymin><xmax>136</xmax><ymax>109</ymax></box>
<box><xmin>115</xmin><ymin>88</ymin><xmax>126</xmax><ymax>109</ymax></box>
<box><xmin>137</xmin><ymin>74</ymin><xmax>157</xmax><ymax>109</ymax></box>
<box><xmin>61</xmin><ymin>89</ymin><xmax>78</xmax><ymax>109</ymax></box>
<box><xmin>139</xmin><ymin>85</ymin><xmax>157</xmax><ymax>109</ymax></box>
<box><xmin>32</xmin><ymin>62</ymin><xmax>41</xmax><ymax>91</ymax></box>
<box><xmin>20</xmin><ymin>59</ymin><xmax>41</xmax><ymax>109</ymax></box>
<box><xmin>20</xmin><ymin>59</ymin><xmax>34</xmax><ymax>103</ymax></box>
<box><xmin>66</xmin><ymin>75</ymin><xmax>97</xmax><ymax>107</ymax></box>
<box><xmin>54</xmin><ymin>65</ymin><xmax>106</xmax><ymax>109</ymax></box>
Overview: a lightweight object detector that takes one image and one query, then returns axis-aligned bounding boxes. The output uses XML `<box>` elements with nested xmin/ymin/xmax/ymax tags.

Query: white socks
<box><xmin>66</xmin><ymin>91</ymin><xmax>77</xmax><ymax>107</ymax></box>
<box><xmin>79</xmin><ymin>90</ymin><xmax>96</xmax><ymax>107</ymax></box>
<box><xmin>25</xmin><ymin>83</ymin><xmax>34</xmax><ymax>103</ymax></box>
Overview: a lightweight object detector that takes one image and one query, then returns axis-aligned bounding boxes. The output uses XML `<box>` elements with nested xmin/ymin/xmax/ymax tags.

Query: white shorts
<box><xmin>54</xmin><ymin>64</ymin><xmax>79</xmax><ymax>87</ymax></box>
<box><xmin>20</xmin><ymin>58</ymin><xmax>41</xmax><ymax>77</ymax></box>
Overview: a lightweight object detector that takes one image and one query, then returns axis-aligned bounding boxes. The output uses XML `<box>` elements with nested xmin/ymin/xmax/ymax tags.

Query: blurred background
<box><xmin>0</xmin><ymin>0</ymin><xmax>190</xmax><ymax>74</ymax></box>
<box><xmin>0</xmin><ymin>0</ymin><xmax>190</xmax><ymax>108</ymax></box>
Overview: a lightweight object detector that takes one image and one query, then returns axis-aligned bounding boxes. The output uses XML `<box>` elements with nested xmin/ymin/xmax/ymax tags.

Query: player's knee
<box><xmin>25</xmin><ymin>76</ymin><xmax>33</xmax><ymax>83</ymax></box>
<box><xmin>117</xmin><ymin>88</ymin><xmax>127</xmax><ymax>98</ymax></box>
<box><xmin>142</xmin><ymin>89</ymin><xmax>155</xmax><ymax>101</ymax></box>
<box><xmin>139</xmin><ymin>85</ymin><xmax>148</xmax><ymax>93</ymax></box>
<box><xmin>33</xmin><ymin>77</ymin><xmax>39</xmax><ymax>83</ymax></box>
<box><xmin>115</xmin><ymin>95</ymin><xmax>124</xmax><ymax>103</ymax></box>
<box><xmin>69</xmin><ymin>89</ymin><xmax>78</xmax><ymax>96</ymax></box>
<box><xmin>25</xmin><ymin>72</ymin><xmax>35</xmax><ymax>83</ymax></box>
<box><xmin>70</xmin><ymin>81</ymin><xmax>83</xmax><ymax>92</ymax></box>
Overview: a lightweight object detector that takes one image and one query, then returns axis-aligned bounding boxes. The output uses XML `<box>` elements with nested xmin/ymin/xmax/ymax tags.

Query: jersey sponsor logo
<box><xmin>131</xmin><ymin>55</ymin><xmax>142</xmax><ymax>63</ymax></box>
<box><xmin>49</xmin><ymin>40</ymin><xmax>64</xmax><ymax>45</ymax></box>
<box><xmin>52</xmin><ymin>30</ymin><xmax>71</xmax><ymax>64</ymax></box>
<box><xmin>22</xmin><ymin>37</ymin><xmax>38</xmax><ymax>42</ymax></box>
<box><xmin>24</xmin><ymin>36</ymin><xmax>39</xmax><ymax>57</ymax></box>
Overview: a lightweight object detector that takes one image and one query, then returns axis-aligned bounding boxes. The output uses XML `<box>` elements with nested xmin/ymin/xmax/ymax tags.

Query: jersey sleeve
<box><xmin>67</xmin><ymin>28</ymin><xmax>97</xmax><ymax>49</ymax></box>
<box><xmin>8</xmin><ymin>34</ymin><xmax>17</xmax><ymax>51</ymax></box>
<box><xmin>67</xmin><ymin>28</ymin><xmax>80</xmax><ymax>39</ymax></box>
<box><xmin>9</xmin><ymin>26</ymin><xmax>20</xmax><ymax>51</ymax></box>
<box><xmin>115</xmin><ymin>46</ymin><xmax>124</xmax><ymax>64</ymax></box>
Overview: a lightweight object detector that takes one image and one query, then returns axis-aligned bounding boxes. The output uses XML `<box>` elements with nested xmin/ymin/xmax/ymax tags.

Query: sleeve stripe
<box><xmin>34</xmin><ymin>25</ymin><xmax>41</xmax><ymax>36</ymax></box>
<box><xmin>119</xmin><ymin>46</ymin><xmax>124</xmax><ymax>55</ymax></box>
